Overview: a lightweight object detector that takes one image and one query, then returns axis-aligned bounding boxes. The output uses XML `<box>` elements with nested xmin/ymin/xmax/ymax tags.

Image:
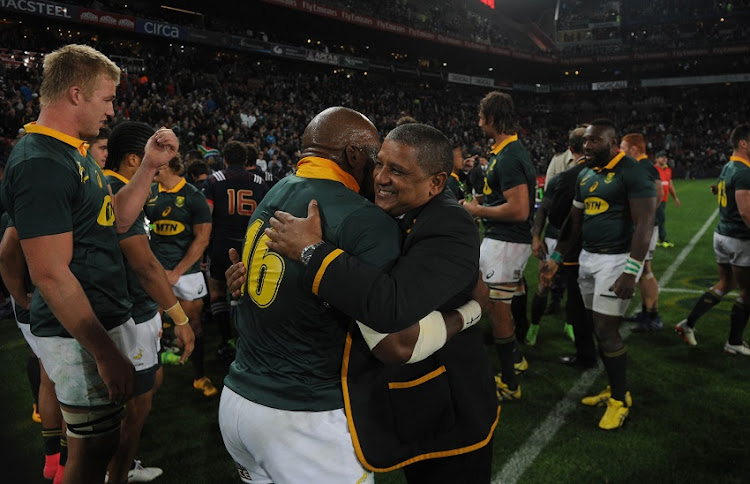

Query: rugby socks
<box><xmin>646</xmin><ymin>307</ymin><xmax>659</xmax><ymax>322</ymax></box>
<box><xmin>495</xmin><ymin>336</ymin><xmax>519</xmax><ymax>390</ymax></box>
<box><xmin>52</xmin><ymin>436</ymin><xmax>67</xmax><ymax>484</ymax></box>
<box><xmin>729</xmin><ymin>299</ymin><xmax>750</xmax><ymax>346</ymax></box>
<box><xmin>687</xmin><ymin>290</ymin><xmax>722</xmax><ymax>328</ymax></box>
<box><xmin>531</xmin><ymin>293</ymin><xmax>547</xmax><ymax>327</ymax></box>
<box><xmin>601</xmin><ymin>347</ymin><xmax>628</xmax><ymax>403</ymax></box>
<box><xmin>211</xmin><ymin>300</ymin><xmax>232</xmax><ymax>343</ymax></box>
<box><xmin>27</xmin><ymin>356</ymin><xmax>40</xmax><ymax>405</ymax></box>
<box><xmin>42</xmin><ymin>427</ymin><xmax>61</xmax><ymax>479</ymax></box>
<box><xmin>192</xmin><ymin>335</ymin><xmax>206</xmax><ymax>380</ymax></box>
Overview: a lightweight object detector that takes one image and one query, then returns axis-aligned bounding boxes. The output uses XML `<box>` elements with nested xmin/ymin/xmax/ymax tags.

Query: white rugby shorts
<box><xmin>172</xmin><ymin>272</ymin><xmax>207</xmax><ymax>301</ymax></box>
<box><xmin>219</xmin><ymin>386</ymin><xmax>373</xmax><ymax>484</ymax></box>
<box><xmin>714</xmin><ymin>232</ymin><xmax>750</xmax><ymax>267</ymax></box>
<box><xmin>479</xmin><ymin>238</ymin><xmax>532</xmax><ymax>284</ymax></box>
<box><xmin>578</xmin><ymin>250</ymin><xmax>643</xmax><ymax>317</ymax></box>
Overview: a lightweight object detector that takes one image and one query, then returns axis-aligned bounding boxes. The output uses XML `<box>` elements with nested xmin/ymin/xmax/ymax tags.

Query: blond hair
<box><xmin>40</xmin><ymin>44</ymin><xmax>120</xmax><ymax>106</ymax></box>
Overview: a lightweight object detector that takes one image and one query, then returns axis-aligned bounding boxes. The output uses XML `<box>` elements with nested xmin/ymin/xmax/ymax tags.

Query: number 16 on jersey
<box><xmin>241</xmin><ymin>219</ymin><xmax>286</xmax><ymax>308</ymax></box>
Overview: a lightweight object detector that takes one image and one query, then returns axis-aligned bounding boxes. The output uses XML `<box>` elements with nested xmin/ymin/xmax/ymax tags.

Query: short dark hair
<box><xmin>187</xmin><ymin>160</ymin><xmax>209</xmax><ymax>178</ymax></box>
<box><xmin>223</xmin><ymin>141</ymin><xmax>247</xmax><ymax>166</ymax></box>
<box><xmin>479</xmin><ymin>91</ymin><xmax>519</xmax><ymax>135</ymax></box>
<box><xmin>589</xmin><ymin>118</ymin><xmax>618</xmax><ymax>137</ymax></box>
<box><xmin>104</xmin><ymin>121</ymin><xmax>155</xmax><ymax>171</ymax></box>
<box><xmin>730</xmin><ymin>124</ymin><xmax>750</xmax><ymax>150</ymax></box>
<box><xmin>385</xmin><ymin>123</ymin><xmax>453</xmax><ymax>176</ymax></box>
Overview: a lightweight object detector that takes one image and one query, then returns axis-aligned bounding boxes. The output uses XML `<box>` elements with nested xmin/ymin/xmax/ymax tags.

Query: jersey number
<box><xmin>227</xmin><ymin>189</ymin><xmax>257</xmax><ymax>216</ymax></box>
<box><xmin>717</xmin><ymin>180</ymin><xmax>727</xmax><ymax>208</ymax></box>
<box><xmin>241</xmin><ymin>219</ymin><xmax>285</xmax><ymax>308</ymax></box>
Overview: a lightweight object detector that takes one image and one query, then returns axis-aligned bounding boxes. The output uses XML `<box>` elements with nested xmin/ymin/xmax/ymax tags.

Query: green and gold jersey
<box><xmin>637</xmin><ymin>155</ymin><xmax>662</xmax><ymax>226</ymax></box>
<box><xmin>144</xmin><ymin>178</ymin><xmax>212</xmax><ymax>274</ymax></box>
<box><xmin>716</xmin><ymin>156</ymin><xmax>750</xmax><ymax>240</ymax></box>
<box><xmin>574</xmin><ymin>152</ymin><xmax>656</xmax><ymax>254</ymax></box>
<box><xmin>0</xmin><ymin>123</ymin><xmax>131</xmax><ymax>336</ymax></box>
<box><xmin>1</xmin><ymin>215</ymin><xmax>32</xmax><ymax>324</ymax></box>
<box><xmin>224</xmin><ymin>157</ymin><xmax>400</xmax><ymax>412</ymax></box>
<box><xmin>105</xmin><ymin>171</ymin><xmax>159</xmax><ymax>324</ymax></box>
<box><xmin>446</xmin><ymin>173</ymin><xmax>465</xmax><ymax>200</ymax></box>
<box><xmin>481</xmin><ymin>135</ymin><xmax>536</xmax><ymax>243</ymax></box>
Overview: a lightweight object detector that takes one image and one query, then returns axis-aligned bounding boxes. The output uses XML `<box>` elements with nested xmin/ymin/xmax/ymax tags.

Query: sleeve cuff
<box><xmin>303</xmin><ymin>242</ymin><xmax>343</xmax><ymax>295</ymax></box>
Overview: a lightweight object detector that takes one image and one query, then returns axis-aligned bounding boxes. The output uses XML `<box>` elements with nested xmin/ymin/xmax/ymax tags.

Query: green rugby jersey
<box><xmin>637</xmin><ymin>155</ymin><xmax>662</xmax><ymax>227</ymax></box>
<box><xmin>574</xmin><ymin>152</ymin><xmax>656</xmax><ymax>254</ymax></box>
<box><xmin>0</xmin><ymin>123</ymin><xmax>131</xmax><ymax>336</ymax></box>
<box><xmin>716</xmin><ymin>156</ymin><xmax>750</xmax><ymax>240</ymax></box>
<box><xmin>481</xmin><ymin>135</ymin><xmax>536</xmax><ymax>243</ymax></box>
<box><xmin>105</xmin><ymin>170</ymin><xmax>159</xmax><ymax>324</ymax></box>
<box><xmin>1</xmin><ymin>214</ymin><xmax>32</xmax><ymax>324</ymax></box>
<box><xmin>224</xmin><ymin>157</ymin><xmax>400</xmax><ymax>412</ymax></box>
<box><xmin>144</xmin><ymin>178</ymin><xmax>212</xmax><ymax>274</ymax></box>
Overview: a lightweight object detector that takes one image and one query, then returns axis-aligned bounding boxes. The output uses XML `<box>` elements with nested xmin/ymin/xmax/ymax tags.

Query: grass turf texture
<box><xmin>2</xmin><ymin>179</ymin><xmax>749</xmax><ymax>483</ymax></box>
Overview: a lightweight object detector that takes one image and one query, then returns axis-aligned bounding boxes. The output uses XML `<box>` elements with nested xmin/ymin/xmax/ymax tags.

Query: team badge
<box><xmin>604</xmin><ymin>172</ymin><xmax>615</xmax><ymax>184</ymax></box>
<box><xmin>176</xmin><ymin>196</ymin><xmax>185</xmax><ymax>207</ymax></box>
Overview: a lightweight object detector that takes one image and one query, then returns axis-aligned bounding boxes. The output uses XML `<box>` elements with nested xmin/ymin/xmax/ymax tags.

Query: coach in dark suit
<box><xmin>263</xmin><ymin>123</ymin><xmax>499</xmax><ymax>483</ymax></box>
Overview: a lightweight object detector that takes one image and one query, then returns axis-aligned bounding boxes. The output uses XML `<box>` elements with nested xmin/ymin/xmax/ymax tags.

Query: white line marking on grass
<box><xmin>493</xmin><ymin>209</ymin><xmax>718</xmax><ymax>484</ymax></box>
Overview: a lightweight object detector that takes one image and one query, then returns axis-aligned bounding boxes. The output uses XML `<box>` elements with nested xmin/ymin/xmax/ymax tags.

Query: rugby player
<box><xmin>676</xmin><ymin>124</ymin><xmax>750</xmax><ymax>354</ymax></box>
<box><xmin>619</xmin><ymin>133</ymin><xmax>665</xmax><ymax>332</ymax></box>
<box><xmin>541</xmin><ymin>119</ymin><xmax>656</xmax><ymax>429</ymax></box>
<box><xmin>528</xmin><ymin>127</ymin><xmax>587</xmax><ymax>347</ymax></box>
<box><xmin>0</xmin><ymin>44</ymin><xmax>178</xmax><ymax>483</ymax></box>
<box><xmin>103</xmin><ymin>121</ymin><xmax>195</xmax><ymax>483</ymax></box>
<box><xmin>145</xmin><ymin>156</ymin><xmax>213</xmax><ymax>396</ymax></box>
<box><xmin>203</xmin><ymin>141</ymin><xmax>267</xmax><ymax>363</ymax></box>
<box><xmin>461</xmin><ymin>91</ymin><xmax>537</xmax><ymax>400</ymax></box>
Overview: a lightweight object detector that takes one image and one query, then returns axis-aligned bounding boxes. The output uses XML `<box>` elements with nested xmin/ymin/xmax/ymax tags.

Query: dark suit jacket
<box><xmin>304</xmin><ymin>190</ymin><xmax>499</xmax><ymax>471</ymax></box>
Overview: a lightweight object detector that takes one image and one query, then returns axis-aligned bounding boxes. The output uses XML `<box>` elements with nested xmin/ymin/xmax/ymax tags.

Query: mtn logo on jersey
<box><xmin>152</xmin><ymin>219</ymin><xmax>186</xmax><ymax>235</ymax></box>
<box><xmin>584</xmin><ymin>197</ymin><xmax>609</xmax><ymax>215</ymax></box>
<box><xmin>97</xmin><ymin>195</ymin><xmax>115</xmax><ymax>226</ymax></box>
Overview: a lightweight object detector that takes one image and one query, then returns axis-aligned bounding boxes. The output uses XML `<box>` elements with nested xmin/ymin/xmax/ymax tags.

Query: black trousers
<box><xmin>402</xmin><ymin>437</ymin><xmax>493</xmax><ymax>484</ymax></box>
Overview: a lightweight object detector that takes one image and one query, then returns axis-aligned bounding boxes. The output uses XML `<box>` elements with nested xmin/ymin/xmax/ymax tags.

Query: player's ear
<box><xmin>430</xmin><ymin>172</ymin><xmax>448</xmax><ymax>196</ymax></box>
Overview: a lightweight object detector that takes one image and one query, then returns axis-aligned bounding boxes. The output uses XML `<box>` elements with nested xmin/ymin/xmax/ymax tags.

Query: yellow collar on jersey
<box><xmin>296</xmin><ymin>156</ymin><xmax>360</xmax><ymax>193</ymax></box>
<box><xmin>450</xmin><ymin>172</ymin><xmax>460</xmax><ymax>181</ymax></box>
<box><xmin>24</xmin><ymin>122</ymin><xmax>89</xmax><ymax>157</ymax></box>
<box><xmin>730</xmin><ymin>155</ymin><xmax>750</xmax><ymax>169</ymax></box>
<box><xmin>491</xmin><ymin>134</ymin><xmax>518</xmax><ymax>155</ymax></box>
<box><xmin>159</xmin><ymin>177</ymin><xmax>187</xmax><ymax>193</ymax></box>
<box><xmin>636</xmin><ymin>154</ymin><xmax>648</xmax><ymax>162</ymax></box>
<box><xmin>102</xmin><ymin>169</ymin><xmax>130</xmax><ymax>184</ymax></box>
<box><xmin>593</xmin><ymin>151</ymin><xmax>626</xmax><ymax>172</ymax></box>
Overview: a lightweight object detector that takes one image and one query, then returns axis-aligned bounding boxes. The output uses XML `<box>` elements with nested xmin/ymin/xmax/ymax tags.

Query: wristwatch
<box><xmin>300</xmin><ymin>241</ymin><xmax>325</xmax><ymax>266</ymax></box>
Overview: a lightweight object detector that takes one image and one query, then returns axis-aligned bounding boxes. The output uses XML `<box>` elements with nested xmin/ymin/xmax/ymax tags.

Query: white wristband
<box><xmin>455</xmin><ymin>300</ymin><xmax>482</xmax><ymax>331</ymax></box>
<box><xmin>356</xmin><ymin>321</ymin><xmax>389</xmax><ymax>350</ymax></box>
<box><xmin>407</xmin><ymin>311</ymin><xmax>448</xmax><ymax>364</ymax></box>
<box><xmin>623</xmin><ymin>256</ymin><xmax>643</xmax><ymax>276</ymax></box>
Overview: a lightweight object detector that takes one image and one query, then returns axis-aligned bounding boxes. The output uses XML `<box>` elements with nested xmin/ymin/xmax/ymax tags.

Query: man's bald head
<box><xmin>301</xmin><ymin>107</ymin><xmax>379</xmax><ymax>161</ymax></box>
<box><xmin>301</xmin><ymin>107</ymin><xmax>381</xmax><ymax>196</ymax></box>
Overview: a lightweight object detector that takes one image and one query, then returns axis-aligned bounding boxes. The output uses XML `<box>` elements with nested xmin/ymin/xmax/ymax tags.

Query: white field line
<box><xmin>492</xmin><ymin>209</ymin><xmax>718</xmax><ymax>484</ymax></box>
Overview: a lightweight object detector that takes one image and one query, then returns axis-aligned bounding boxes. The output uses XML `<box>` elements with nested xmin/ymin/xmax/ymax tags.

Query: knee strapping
<box><xmin>62</xmin><ymin>406</ymin><xmax>125</xmax><ymax>439</ymax></box>
<box><xmin>488</xmin><ymin>284</ymin><xmax>516</xmax><ymax>304</ymax></box>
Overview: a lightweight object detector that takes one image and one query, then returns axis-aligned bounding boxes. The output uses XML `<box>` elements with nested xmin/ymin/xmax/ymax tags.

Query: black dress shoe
<box><xmin>558</xmin><ymin>355</ymin><xmax>597</xmax><ymax>368</ymax></box>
